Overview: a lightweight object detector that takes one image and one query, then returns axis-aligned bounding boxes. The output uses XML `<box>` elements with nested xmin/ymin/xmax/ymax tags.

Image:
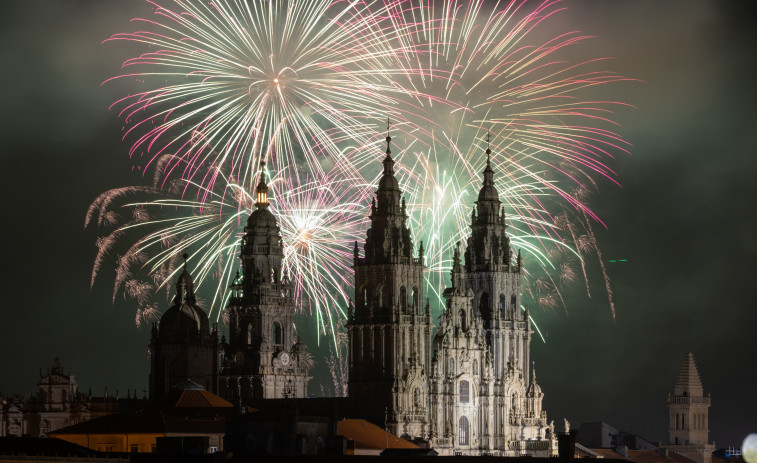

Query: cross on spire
<box><xmin>385</xmin><ymin>118</ymin><xmax>392</xmax><ymax>156</ymax></box>
<box><xmin>486</xmin><ymin>130</ymin><xmax>492</xmax><ymax>163</ymax></box>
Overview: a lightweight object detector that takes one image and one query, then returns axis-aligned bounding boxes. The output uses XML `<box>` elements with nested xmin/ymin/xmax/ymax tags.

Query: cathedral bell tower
<box><xmin>348</xmin><ymin>126</ymin><xmax>432</xmax><ymax>441</ymax></box>
<box><xmin>220</xmin><ymin>164</ymin><xmax>311</xmax><ymax>402</ymax></box>
<box><xmin>464</xmin><ymin>141</ymin><xmax>530</xmax><ymax>380</ymax></box>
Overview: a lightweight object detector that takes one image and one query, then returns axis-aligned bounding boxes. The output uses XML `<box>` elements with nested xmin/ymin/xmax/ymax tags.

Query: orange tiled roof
<box><xmin>49</xmin><ymin>410</ymin><xmax>226</xmax><ymax>435</ymax></box>
<box><xmin>161</xmin><ymin>389</ymin><xmax>233</xmax><ymax>409</ymax></box>
<box><xmin>337</xmin><ymin>419</ymin><xmax>419</xmax><ymax>451</ymax></box>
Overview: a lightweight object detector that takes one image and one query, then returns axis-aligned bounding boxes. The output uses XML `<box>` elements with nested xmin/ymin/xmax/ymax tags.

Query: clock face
<box><xmin>280</xmin><ymin>352</ymin><xmax>290</xmax><ymax>366</ymax></box>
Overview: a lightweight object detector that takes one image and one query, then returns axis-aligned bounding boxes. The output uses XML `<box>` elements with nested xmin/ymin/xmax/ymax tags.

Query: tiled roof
<box><xmin>160</xmin><ymin>388</ymin><xmax>233</xmax><ymax>409</ymax></box>
<box><xmin>337</xmin><ymin>419</ymin><xmax>419</xmax><ymax>450</ymax></box>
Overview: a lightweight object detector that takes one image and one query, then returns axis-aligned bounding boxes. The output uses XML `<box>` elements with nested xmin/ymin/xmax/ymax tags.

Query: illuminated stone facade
<box><xmin>220</xmin><ymin>166</ymin><xmax>312</xmax><ymax>401</ymax></box>
<box><xmin>429</xmin><ymin>149</ymin><xmax>553</xmax><ymax>456</ymax></box>
<box><xmin>347</xmin><ymin>133</ymin><xmax>432</xmax><ymax>439</ymax></box>
<box><xmin>348</xmin><ymin>134</ymin><xmax>556</xmax><ymax>455</ymax></box>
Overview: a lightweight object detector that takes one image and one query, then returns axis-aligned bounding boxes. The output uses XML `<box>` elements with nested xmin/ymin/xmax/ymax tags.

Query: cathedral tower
<box><xmin>665</xmin><ymin>352</ymin><xmax>714</xmax><ymax>463</ymax></box>
<box><xmin>150</xmin><ymin>255</ymin><xmax>220</xmax><ymax>400</ymax></box>
<box><xmin>429</xmin><ymin>140</ymin><xmax>552</xmax><ymax>455</ymax></box>
<box><xmin>464</xmin><ymin>141</ymin><xmax>530</xmax><ymax>381</ymax></box>
<box><xmin>220</xmin><ymin>165</ymin><xmax>311</xmax><ymax>402</ymax></box>
<box><xmin>348</xmin><ymin>129</ymin><xmax>432</xmax><ymax>440</ymax></box>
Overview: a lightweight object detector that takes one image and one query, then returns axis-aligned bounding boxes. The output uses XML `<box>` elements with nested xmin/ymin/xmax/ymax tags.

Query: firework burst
<box><xmin>90</xmin><ymin>0</ymin><xmax>633</xmax><ymax>347</ymax></box>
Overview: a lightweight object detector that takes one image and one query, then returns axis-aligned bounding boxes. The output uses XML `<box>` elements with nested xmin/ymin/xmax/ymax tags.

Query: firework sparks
<box><xmin>90</xmin><ymin>0</ymin><xmax>632</xmax><ymax>346</ymax></box>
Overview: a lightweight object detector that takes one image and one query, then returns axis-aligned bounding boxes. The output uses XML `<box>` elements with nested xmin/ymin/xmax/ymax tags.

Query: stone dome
<box><xmin>157</xmin><ymin>255</ymin><xmax>210</xmax><ymax>337</ymax></box>
<box><xmin>526</xmin><ymin>380</ymin><xmax>542</xmax><ymax>397</ymax></box>
<box><xmin>477</xmin><ymin>182</ymin><xmax>500</xmax><ymax>202</ymax></box>
<box><xmin>379</xmin><ymin>171</ymin><xmax>399</xmax><ymax>190</ymax></box>
<box><xmin>246</xmin><ymin>206</ymin><xmax>279</xmax><ymax>230</ymax></box>
<box><xmin>159</xmin><ymin>303</ymin><xmax>209</xmax><ymax>335</ymax></box>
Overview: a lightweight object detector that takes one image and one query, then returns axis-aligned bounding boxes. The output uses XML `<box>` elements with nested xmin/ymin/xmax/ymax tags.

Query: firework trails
<box><xmin>88</xmin><ymin>0</ymin><xmax>632</xmax><ymax>347</ymax></box>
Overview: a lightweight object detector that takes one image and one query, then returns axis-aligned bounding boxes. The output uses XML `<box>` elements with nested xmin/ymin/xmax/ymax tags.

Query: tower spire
<box><xmin>254</xmin><ymin>161</ymin><xmax>269</xmax><ymax>209</ymax></box>
<box><xmin>386</xmin><ymin>118</ymin><xmax>391</xmax><ymax>155</ymax></box>
<box><xmin>174</xmin><ymin>252</ymin><xmax>195</xmax><ymax>304</ymax></box>
<box><xmin>486</xmin><ymin>130</ymin><xmax>492</xmax><ymax>165</ymax></box>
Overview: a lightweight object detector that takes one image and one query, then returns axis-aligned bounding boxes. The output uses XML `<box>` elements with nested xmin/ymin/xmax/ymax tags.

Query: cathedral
<box><xmin>149</xmin><ymin>132</ymin><xmax>555</xmax><ymax>456</ymax></box>
<box><xmin>347</xmin><ymin>132</ymin><xmax>555</xmax><ymax>456</ymax></box>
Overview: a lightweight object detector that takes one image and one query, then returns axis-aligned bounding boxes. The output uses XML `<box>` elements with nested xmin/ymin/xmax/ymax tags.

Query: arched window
<box><xmin>247</xmin><ymin>325</ymin><xmax>253</xmax><ymax>345</ymax></box>
<box><xmin>412</xmin><ymin>287</ymin><xmax>419</xmax><ymax>312</ymax></box>
<box><xmin>400</xmin><ymin>286</ymin><xmax>407</xmax><ymax>312</ymax></box>
<box><xmin>510</xmin><ymin>294</ymin><xmax>517</xmax><ymax>317</ymax></box>
<box><xmin>459</xmin><ymin>380</ymin><xmax>470</xmax><ymax>403</ymax></box>
<box><xmin>499</xmin><ymin>294</ymin><xmax>507</xmax><ymax>315</ymax></box>
<box><xmin>40</xmin><ymin>419</ymin><xmax>50</xmax><ymax>436</ymax></box>
<box><xmin>675</xmin><ymin>413</ymin><xmax>680</xmax><ymax>430</ymax></box>
<box><xmin>473</xmin><ymin>360</ymin><xmax>478</xmax><ymax>376</ymax></box>
<box><xmin>479</xmin><ymin>292</ymin><xmax>490</xmax><ymax>318</ymax></box>
<box><xmin>459</xmin><ymin>416</ymin><xmax>469</xmax><ymax>445</ymax></box>
<box><xmin>459</xmin><ymin>309</ymin><xmax>467</xmax><ymax>332</ymax></box>
<box><xmin>378</xmin><ymin>286</ymin><xmax>389</xmax><ymax>309</ymax></box>
<box><xmin>681</xmin><ymin>413</ymin><xmax>686</xmax><ymax>429</ymax></box>
<box><xmin>362</xmin><ymin>287</ymin><xmax>370</xmax><ymax>308</ymax></box>
<box><xmin>272</xmin><ymin>322</ymin><xmax>283</xmax><ymax>346</ymax></box>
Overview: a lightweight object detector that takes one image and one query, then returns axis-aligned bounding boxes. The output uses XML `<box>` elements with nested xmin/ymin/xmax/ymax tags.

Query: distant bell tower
<box><xmin>664</xmin><ymin>352</ymin><xmax>714</xmax><ymax>463</ymax></box>
<box><xmin>348</xmin><ymin>125</ymin><xmax>432</xmax><ymax>441</ymax></box>
<box><xmin>220</xmin><ymin>163</ymin><xmax>311</xmax><ymax>402</ymax></box>
<box><xmin>149</xmin><ymin>254</ymin><xmax>220</xmax><ymax>400</ymax></box>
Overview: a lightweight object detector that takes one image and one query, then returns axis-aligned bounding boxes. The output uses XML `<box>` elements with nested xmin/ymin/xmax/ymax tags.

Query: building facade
<box><xmin>663</xmin><ymin>352</ymin><xmax>714</xmax><ymax>463</ymax></box>
<box><xmin>349</xmin><ymin>135</ymin><xmax>555</xmax><ymax>455</ymax></box>
<box><xmin>0</xmin><ymin>359</ymin><xmax>143</xmax><ymax>438</ymax></box>
<box><xmin>220</xmin><ymin>166</ymin><xmax>312</xmax><ymax>401</ymax></box>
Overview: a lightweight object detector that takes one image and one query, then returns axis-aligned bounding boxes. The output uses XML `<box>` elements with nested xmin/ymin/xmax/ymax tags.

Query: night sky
<box><xmin>1</xmin><ymin>0</ymin><xmax>755</xmax><ymax>449</ymax></box>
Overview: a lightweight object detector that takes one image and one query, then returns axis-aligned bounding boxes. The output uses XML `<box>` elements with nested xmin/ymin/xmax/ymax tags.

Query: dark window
<box><xmin>459</xmin><ymin>380</ymin><xmax>470</xmax><ymax>403</ymax></box>
<box><xmin>459</xmin><ymin>416</ymin><xmax>469</xmax><ymax>445</ymax></box>
<box><xmin>272</xmin><ymin>322</ymin><xmax>283</xmax><ymax>345</ymax></box>
<box><xmin>479</xmin><ymin>292</ymin><xmax>490</xmax><ymax>318</ymax></box>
